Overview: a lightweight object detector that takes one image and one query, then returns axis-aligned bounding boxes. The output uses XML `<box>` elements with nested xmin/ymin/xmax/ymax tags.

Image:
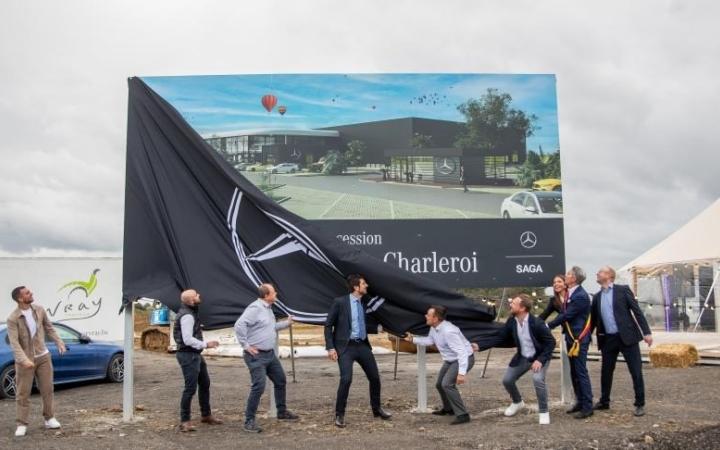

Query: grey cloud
<box><xmin>0</xmin><ymin>0</ymin><xmax>718</xmax><ymax>278</ymax></box>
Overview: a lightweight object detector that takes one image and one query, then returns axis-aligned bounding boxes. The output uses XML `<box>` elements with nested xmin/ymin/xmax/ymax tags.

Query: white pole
<box><xmin>559</xmin><ymin>338</ymin><xmax>574</xmax><ymax>405</ymax></box>
<box><xmin>714</xmin><ymin>262</ymin><xmax>720</xmax><ymax>334</ymax></box>
<box><xmin>268</xmin><ymin>331</ymin><xmax>279</xmax><ymax>418</ymax></box>
<box><xmin>122</xmin><ymin>301</ymin><xmax>135</xmax><ymax>422</ymax></box>
<box><xmin>412</xmin><ymin>345</ymin><xmax>431</xmax><ymax>413</ymax></box>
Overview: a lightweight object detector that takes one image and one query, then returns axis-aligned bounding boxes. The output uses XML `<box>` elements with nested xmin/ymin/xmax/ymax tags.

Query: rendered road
<box><xmin>244</xmin><ymin>172</ymin><xmax>516</xmax><ymax>219</ymax></box>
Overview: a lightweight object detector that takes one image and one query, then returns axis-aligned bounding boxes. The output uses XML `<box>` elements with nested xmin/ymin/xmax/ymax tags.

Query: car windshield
<box><xmin>536</xmin><ymin>193</ymin><xmax>563</xmax><ymax>213</ymax></box>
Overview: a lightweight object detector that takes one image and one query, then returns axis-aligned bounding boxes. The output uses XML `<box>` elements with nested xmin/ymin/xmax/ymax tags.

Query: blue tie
<box><xmin>356</xmin><ymin>300</ymin><xmax>366</xmax><ymax>340</ymax></box>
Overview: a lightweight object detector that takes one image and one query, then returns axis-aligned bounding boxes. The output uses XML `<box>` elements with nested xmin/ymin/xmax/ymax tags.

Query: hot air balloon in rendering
<box><xmin>261</xmin><ymin>94</ymin><xmax>277</xmax><ymax>113</ymax></box>
<box><xmin>278</xmin><ymin>105</ymin><xmax>287</xmax><ymax>116</ymax></box>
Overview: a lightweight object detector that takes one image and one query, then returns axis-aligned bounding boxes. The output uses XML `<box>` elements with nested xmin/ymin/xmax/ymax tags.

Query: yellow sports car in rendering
<box><xmin>532</xmin><ymin>178</ymin><xmax>562</xmax><ymax>191</ymax></box>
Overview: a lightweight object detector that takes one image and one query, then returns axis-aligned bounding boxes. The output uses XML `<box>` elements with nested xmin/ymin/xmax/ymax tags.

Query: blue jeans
<box><xmin>176</xmin><ymin>352</ymin><xmax>211</xmax><ymax>422</ymax></box>
<box><xmin>502</xmin><ymin>358</ymin><xmax>550</xmax><ymax>413</ymax></box>
<box><xmin>243</xmin><ymin>350</ymin><xmax>287</xmax><ymax>423</ymax></box>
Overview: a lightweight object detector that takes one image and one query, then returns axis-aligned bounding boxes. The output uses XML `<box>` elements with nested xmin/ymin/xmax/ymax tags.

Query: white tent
<box><xmin>621</xmin><ymin>198</ymin><xmax>720</xmax><ymax>274</ymax></box>
<box><xmin>620</xmin><ymin>198</ymin><xmax>720</xmax><ymax>333</ymax></box>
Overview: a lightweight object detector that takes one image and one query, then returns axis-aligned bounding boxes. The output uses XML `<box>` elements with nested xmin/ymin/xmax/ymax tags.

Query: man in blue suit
<box><xmin>591</xmin><ymin>266</ymin><xmax>653</xmax><ymax>417</ymax></box>
<box><xmin>324</xmin><ymin>274</ymin><xmax>392</xmax><ymax>428</ymax></box>
<box><xmin>548</xmin><ymin>266</ymin><xmax>594</xmax><ymax>419</ymax></box>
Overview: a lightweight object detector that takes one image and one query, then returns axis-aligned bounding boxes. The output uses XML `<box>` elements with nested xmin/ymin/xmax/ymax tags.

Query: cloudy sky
<box><xmin>144</xmin><ymin>73</ymin><xmax>560</xmax><ymax>151</ymax></box>
<box><xmin>1</xmin><ymin>0</ymin><xmax>718</xmax><ymax>278</ymax></box>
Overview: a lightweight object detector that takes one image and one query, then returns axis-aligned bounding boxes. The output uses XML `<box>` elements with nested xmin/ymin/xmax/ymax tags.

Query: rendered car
<box><xmin>532</xmin><ymin>178</ymin><xmax>562</xmax><ymax>191</ymax></box>
<box><xmin>270</xmin><ymin>163</ymin><xmax>300</xmax><ymax>174</ymax></box>
<box><xmin>0</xmin><ymin>322</ymin><xmax>124</xmax><ymax>399</ymax></box>
<box><xmin>500</xmin><ymin>191</ymin><xmax>563</xmax><ymax>219</ymax></box>
<box><xmin>246</xmin><ymin>163</ymin><xmax>272</xmax><ymax>172</ymax></box>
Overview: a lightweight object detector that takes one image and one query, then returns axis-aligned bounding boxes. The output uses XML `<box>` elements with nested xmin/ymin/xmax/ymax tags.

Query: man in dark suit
<box><xmin>324</xmin><ymin>274</ymin><xmax>392</xmax><ymax>428</ymax></box>
<box><xmin>474</xmin><ymin>294</ymin><xmax>556</xmax><ymax>425</ymax></box>
<box><xmin>548</xmin><ymin>266</ymin><xmax>594</xmax><ymax>419</ymax></box>
<box><xmin>591</xmin><ymin>266</ymin><xmax>653</xmax><ymax>417</ymax></box>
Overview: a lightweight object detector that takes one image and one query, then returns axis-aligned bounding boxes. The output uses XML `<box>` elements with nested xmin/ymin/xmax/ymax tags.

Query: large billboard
<box><xmin>144</xmin><ymin>74</ymin><xmax>563</xmax><ymax>287</ymax></box>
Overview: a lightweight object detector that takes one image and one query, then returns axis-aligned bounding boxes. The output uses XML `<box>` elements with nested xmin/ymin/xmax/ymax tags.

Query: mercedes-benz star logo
<box><xmin>435</xmin><ymin>157</ymin><xmax>457</xmax><ymax>175</ymax></box>
<box><xmin>520</xmin><ymin>231</ymin><xmax>538</xmax><ymax>249</ymax></box>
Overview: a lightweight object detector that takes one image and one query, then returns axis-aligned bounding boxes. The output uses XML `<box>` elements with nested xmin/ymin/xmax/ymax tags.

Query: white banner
<box><xmin>0</xmin><ymin>257</ymin><xmax>123</xmax><ymax>342</ymax></box>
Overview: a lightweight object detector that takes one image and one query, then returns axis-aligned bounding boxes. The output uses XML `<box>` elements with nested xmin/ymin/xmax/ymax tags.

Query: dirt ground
<box><xmin>1</xmin><ymin>349</ymin><xmax>719</xmax><ymax>450</ymax></box>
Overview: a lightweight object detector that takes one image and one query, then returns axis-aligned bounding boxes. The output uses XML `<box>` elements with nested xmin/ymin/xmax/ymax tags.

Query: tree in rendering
<box><xmin>410</xmin><ymin>132</ymin><xmax>433</xmax><ymax>150</ymax></box>
<box><xmin>322</xmin><ymin>150</ymin><xmax>348</xmax><ymax>175</ymax></box>
<box><xmin>515</xmin><ymin>147</ymin><xmax>561</xmax><ymax>188</ymax></box>
<box><xmin>455</xmin><ymin>88</ymin><xmax>538</xmax><ymax>153</ymax></box>
<box><xmin>345</xmin><ymin>139</ymin><xmax>366</xmax><ymax>167</ymax></box>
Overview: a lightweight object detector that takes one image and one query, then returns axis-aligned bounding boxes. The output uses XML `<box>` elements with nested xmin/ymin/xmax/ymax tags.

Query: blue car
<box><xmin>0</xmin><ymin>321</ymin><xmax>124</xmax><ymax>399</ymax></box>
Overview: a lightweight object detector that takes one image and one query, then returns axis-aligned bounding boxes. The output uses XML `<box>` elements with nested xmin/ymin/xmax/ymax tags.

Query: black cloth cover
<box><xmin>123</xmin><ymin>77</ymin><xmax>504</xmax><ymax>342</ymax></box>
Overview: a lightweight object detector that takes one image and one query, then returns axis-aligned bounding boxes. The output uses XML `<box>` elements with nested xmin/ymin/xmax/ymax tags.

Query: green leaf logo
<box><xmin>58</xmin><ymin>268</ymin><xmax>100</xmax><ymax>297</ymax></box>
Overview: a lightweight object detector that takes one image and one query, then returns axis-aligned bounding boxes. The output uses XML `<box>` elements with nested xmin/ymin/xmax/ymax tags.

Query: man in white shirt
<box><xmin>474</xmin><ymin>294</ymin><xmax>556</xmax><ymax>425</ymax></box>
<box><xmin>405</xmin><ymin>305</ymin><xmax>475</xmax><ymax>424</ymax></box>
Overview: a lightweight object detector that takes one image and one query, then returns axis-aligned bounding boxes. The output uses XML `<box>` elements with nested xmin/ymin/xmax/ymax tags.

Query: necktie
<box><xmin>356</xmin><ymin>300</ymin><xmax>366</xmax><ymax>340</ymax></box>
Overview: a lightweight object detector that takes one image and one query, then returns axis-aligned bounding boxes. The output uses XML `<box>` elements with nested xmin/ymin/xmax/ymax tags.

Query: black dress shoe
<box><xmin>277</xmin><ymin>410</ymin><xmax>299</xmax><ymax>420</ymax></box>
<box><xmin>431</xmin><ymin>408</ymin><xmax>453</xmax><ymax>416</ymax></box>
<box><xmin>593</xmin><ymin>402</ymin><xmax>610</xmax><ymax>411</ymax></box>
<box><xmin>450</xmin><ymin>414</ymin><xmax>471</xmax><ymax>425</ymax></box>
<box><xmin>566</xmin><ymin>404</ymin><xmax>582</xmax><ymax>414</ymax></box>
<box><xmin>574</xmin><ymin>410</ymin><xmax>594</xmax><ymax>419</ymax></box>
<box><xmin>634</xmin><ymin>406</ymin><xmax>645</xmax><ymax>417</ymax></box>
<box><xmin>373</xmin><ymin>408</ymin><xmax>392</xmax><ymax>420</ymax></box>
<box><xmin>334</xmin><ymin>415</ymin><xmax>346</xmax><ymax>428</ymax></box>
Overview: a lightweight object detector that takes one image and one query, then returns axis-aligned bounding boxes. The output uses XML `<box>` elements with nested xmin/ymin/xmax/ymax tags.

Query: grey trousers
<box><xmin>502</xmin><ymin>358</ymin><xmax>550</xmax><ymax>413</ymax></box>
<box><xmin>436</xmin><ymin>354</ymin><xmax>475</xmax><ymax>416</ymax></box>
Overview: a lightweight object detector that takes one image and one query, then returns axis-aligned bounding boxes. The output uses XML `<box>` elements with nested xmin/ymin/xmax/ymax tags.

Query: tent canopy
<box><xmin>621</xmin><ymin>198</ymin><xmax>720</xmax><ymax>275</ymax></box>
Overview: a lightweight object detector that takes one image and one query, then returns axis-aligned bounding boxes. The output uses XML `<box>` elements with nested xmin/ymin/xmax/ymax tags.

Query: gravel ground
<box><xmin>1</xmin><ymin>349</ymin><xmax>719</xmax><ymax>449</ymax></box>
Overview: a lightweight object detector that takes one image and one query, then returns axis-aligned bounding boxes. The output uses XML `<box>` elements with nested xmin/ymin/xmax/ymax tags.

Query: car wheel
<box><xmin>0</xmin><ymin>365</ymin><xmax>17</xmax><ymax>399</ymax></box>
<box><xmin>502</xmin><ymin>211</ymin><xmax>511</xmax><ymax>219</ymax></box>
<box><xmin>290</xmin><ymin>169</ymin><xmax>296</xmax><ymax>173</ymax></box>
<box><xmin>106</xmin><ymin>353</ymin><xmax>124</xmax><ymax>383</ymax></box>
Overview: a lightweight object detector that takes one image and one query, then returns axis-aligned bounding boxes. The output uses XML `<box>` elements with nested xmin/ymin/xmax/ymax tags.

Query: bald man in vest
<box><xmin>173</xmin><ymin>289</ymin><xmax>223</xmax><ymax>432</ymax></box>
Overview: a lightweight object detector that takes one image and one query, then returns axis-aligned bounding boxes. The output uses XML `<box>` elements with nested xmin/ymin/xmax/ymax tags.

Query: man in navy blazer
<box><xmin>591</xmin><ymin>266</ymin><xmax>653</xmax><ymax>417</ymax></box>
<box><xmin>324</xmin><ymin>274</ymin><xmax>391</xmax><ymax>428</ymax></box>
<box><xmin>547</xmin><ymin>266</ymin><xmax>594</xmax><ymax>419</ymax></box>
<box><xmin>474</xmin><ymin>294</ymin><xmax>556</xmax><ymax>425</ymax></box>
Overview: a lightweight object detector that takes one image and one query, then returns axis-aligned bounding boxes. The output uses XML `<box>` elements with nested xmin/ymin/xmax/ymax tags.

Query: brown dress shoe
<box><xmin>201</xmin><ymin>416</ymin><xmax>224</xmax><ymax>425</ymax></box>
<box><xmin>179</xmin><ymin>422</ymin><xmax>197</xmax><ymax>432</ymax></box>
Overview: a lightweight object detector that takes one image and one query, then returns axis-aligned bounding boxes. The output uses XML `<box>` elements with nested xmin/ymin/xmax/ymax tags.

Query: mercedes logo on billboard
<box><xmin>520</xmin><ymin>231</ymin><xmax>538</xmax><ymax>249</ymax></box>
<box><xmin>434</xmin><ymin>157</ymin><xmax>457</xmax><ymax>175</ymax></box>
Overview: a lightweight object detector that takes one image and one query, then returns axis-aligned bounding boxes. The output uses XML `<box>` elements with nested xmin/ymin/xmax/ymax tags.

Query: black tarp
<box><xmin>122</xmin><ymin>77</ymin><xmax>503</xmax><ymax>341</ymax></box>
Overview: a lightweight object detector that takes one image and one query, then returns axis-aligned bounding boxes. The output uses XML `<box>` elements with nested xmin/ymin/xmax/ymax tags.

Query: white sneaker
<box><xmin>15</xmin><ymin>425</ymin><xmax>27</xmax><ymax>437</ymax></box>
<box><xmin>504</xmin><ymin>400</ymin><xmax>525</xmax><ymax>417</ymax></box>
<box><xmin>539</xmin><ymin>412</ymin><xmax>550</xmax><ymax>425</ymax></box>
<box><xmin>44</xmin><ymin>417</ymin><xmax>61</xmax><ymax>429</ymax></box>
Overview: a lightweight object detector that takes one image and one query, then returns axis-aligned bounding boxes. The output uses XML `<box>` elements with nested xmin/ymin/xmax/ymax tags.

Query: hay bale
<box><xmin>141</xmin><ymin>328</ymin><xmax>170</xmax><ymax>352</ymax></box>
<box><xmin>649</xmin><ymin>343</ymin><xmax>699</xmax><ymax>368</ymax></box>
